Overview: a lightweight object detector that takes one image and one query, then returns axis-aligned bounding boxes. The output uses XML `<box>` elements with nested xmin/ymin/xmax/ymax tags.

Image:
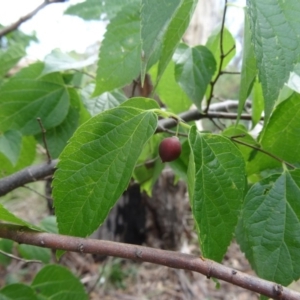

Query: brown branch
<box><xmin>0</xmin><ymin>108</ymin><xmax>259</xmax><ymax>197</ymax></box>
<box><xmin>0</xmin><ymin>0</ymin><xmax>66</xmax><ymax>38</ymax></box>
<box><xmin>0</xmin><ymin>159</ymin><xmax>58</xmax><ymax>196</ymax></box>
<box><xmin>0</xmin><ymin>224</ymin><xmax>299</xmax><ymax>300</ymax></box>
<box><xmin>0</xmin><ymin>249</ymin><xmax>42</xmax><ymax>264</ymax></box>
<box><xmin>205</xmin><ymin>0</ymin><xmax>237</xmax><ymax>113</ymax></box>
<box><xmin>219</xmin><ymin>0</ymin><xmax>228</xmax><ymax>59</ymax></box>
<box><xmin>157</xmin><ymin>110</ymin><xmax>257</xmax><ymax>132</ymax></box>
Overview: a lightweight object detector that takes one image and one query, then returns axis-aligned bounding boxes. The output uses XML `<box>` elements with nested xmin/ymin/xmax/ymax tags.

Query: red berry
<box><xmin>159</xmin><ymin>136</ymin><xmax>182</xmax><ymax>163</ymax></box>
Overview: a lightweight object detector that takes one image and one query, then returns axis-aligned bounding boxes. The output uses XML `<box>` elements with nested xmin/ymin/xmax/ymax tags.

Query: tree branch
<box><xmin>231</xmin><ymin>135</ymin><xmax>296</xmax><ymax>169</ymax></box>
<box><xmin>0</xmin><ymin>224</ymin><xmax>298</xmax><ymax>300</ymax></box>
<box><xmin>0</xmin><ymin>0</ymin><xmax>66</xmax><ymax>38</ymax></box>
<box><xmin>205</xmin><ymin>0</ymin><xmax>232</xmax><ymax>113</ymax></box>
<box><xmin>157</xmin><ymin>109</ymin><xmax>256</xmax><ymax>132</ymax></box>
<box><xmin>0</xmin><ymin>249</ymin><xmax>42</xmax><ymax>264</ymax></box>
<box><xmin>0</xmin><ymin>159</ymin><xmax>57</xmax><ymax>196</ymax></box>
<box><xmin>0</xmin><ymin>102</ymin><xmax>258</xmax><ymax>197</ymax></box>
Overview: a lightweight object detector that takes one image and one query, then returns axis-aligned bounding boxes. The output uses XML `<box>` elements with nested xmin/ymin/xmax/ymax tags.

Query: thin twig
<box><xmin>131</xmin><ymin>78</ymin><xmax>140</xmax><ymax>97</ymax></box>
<box><xmin>230</xmin><ymin>135</ymin><xmax>296</xmax><ymax>169</ymax></box>
<box><xmin>37</xmin><ymin>117</ymin><xmax>51</xmax><ymax>163</ymax></box>
<box><xmin>219</xmin><ymin>0</ymin><xmax>228</xmax><ymax>59</ymax></box>
<box><xmin>220</xmin><ymin>71</ymin><xmax>240</xmax><ymax>75</ymax></box>
<box><xmin>209</xmin><ymin>117</ymin><xmax>224</xmax><ymax>131</ymax></box>
<box><xmin>22</xmin><ymin>185</ymin><xmax>52</xmax><ymax>201</ymax></box>
<box><xmin>157</xmin><ymin>126</ymin><xmax>188</xmax><ymax>137</ymax></box>
<box><xmin>87</xmin><ymin>258</ymin><xmax>109</xmax><ymax>294</ymax></box>
<box><xmin>135</xmin><ymin>157</ymin><xmax>158</xmax><ymax>169</ymax></box>
<box><xmin>223</xmin><ymin>44</ymin><xmax>235</xmax><ymax>57</ymax></box>
<box><xmin>0</xmin><ymin>0</ymin><xmax>65</xmax><ymax>38</ymax></box>
<box><xmin>71</xmin><ymin>69</ymin><xmax>96</xmax><ymax>79</ymax></box>
<box><xmin>0</xmin><ymin>249</ymin><xmax>42</xmax><ymax>264</ymax></box>
<box><xmin>205</xmin><ymin>0</ymin><xmax>234</xmax><ymax>113</ymax></box>
<box><xmin>0</xmin><ymin>224</ymin><xmax>299</xmax><ymax>300</ymax></box>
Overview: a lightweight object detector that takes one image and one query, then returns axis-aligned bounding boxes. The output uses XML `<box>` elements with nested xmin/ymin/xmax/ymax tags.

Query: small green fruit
<box><xmin>159</xmin><ymin>136</ymin><xmax>182</xmax><ymax>163</ymax></box>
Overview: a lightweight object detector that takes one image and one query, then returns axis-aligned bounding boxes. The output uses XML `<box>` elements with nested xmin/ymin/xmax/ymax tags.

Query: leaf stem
<box><xmin>230</xmin><ymin>135</ymin><xmax>296</xmax><ymax>169</ymax></box>
<box><xmin>157</xmin><ymin>126</ymin><xmax>188</xmax><ymax>137</ymax></box>
<box><xmin>0</xmin><ymin>249</ymin><xmax>42</xmax><ymax>264</ymax></box>
<box><xmin>152</xmin><ymin>109</ymin><xmax>191</xmax><ymax>130</ymax></box>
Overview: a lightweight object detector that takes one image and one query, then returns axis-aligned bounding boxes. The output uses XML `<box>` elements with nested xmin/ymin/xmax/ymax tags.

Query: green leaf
<box><xmin>93</xmin><ymin>4</ymin><xmax>141</xmax><ymax>96</ymax></box>
<box><xmin>141</xmin><ymin>0</ymin><xmax>179</xmax><ymax>79</ymax></box>
<box><xmin>0</xmin><ymin>64</ymin><xmax>70</xmax><ymax>135</ymax></box>
<box><xmin>238</xmin><ymin>10</ymin><xmax>257</xmax><ymax>122</ymax></box>
<box><xmin>222</xmin><ymin>125</ymin><xmax>257</xmax><ymax>162</ymax></box>
<box><xmin>53</xmin><ymin>102</ymin><xmax>158</xmax><ymax>237</ymax></box>
<box><xmin>0</xmin><ymin>135</ymin><xmax>36</xmax><ymax>178</ymax></box>
<box><xmin>42</xmin><ymin>49</ymin><xmax>97</xmax><ymax>76</ymax></box>
<box><xmin>64</xmin><ymin>0</ymin><xmax>102</xmax><ymax>20</ymax></box>
<box><xmin>247</xmin><ymin>0</ymin><xmax>300</xmax><ymax>121</ymax></box>
<box><xmin>133</xmin><ymin>134</ymin><xmax>164</xmax><ymax>195</ymax></box>
<box><xmin>82</xmin><ymin>84</ymin><xmax>128</xmax><ymax>116</ymax></box>
<box><xmin>149</xmin><ymin>61</ymin><xmax>192</xmax><ymax>113</ymax></box>
<box><xmin>32</xmin><ymin>265</ymin><xmax>87</xmax><ymax>300</ymax></box>
<box><xmin>0</xmin><ymin>283</ymin><xmax>38</xmax><ymax>300</ymax></box>
<box><xmin>40</xmin><ymin>216</ymin><xmax>58</xmax><ymax>234</ymax></box>
<box><xmin>188</xmin><ymin>127</ymin><xmax>245</xmax><ymax>261</ymax></box>
<box><xmin>119</xmin><ymin>97</ymin><xmax>160</xmax><ymax>110</ymax></box>
<box><xmin>236</xmin><ymin>170</ymin><xmax>300</xmax><ymax>286</ymax></box>
<box><xmin>168</xmin><ymin>139</ymin><xmax>190</xmax><ymax>182</ymax></box>
<box><xmin>285</xmin><ymin>63</ymin><xmax>300</xmax><ymax>95</ymax></box>
<box><xmin>173</xmin><ymin>44</ymin><xmax>216</xmax><ymax>110</ymax></box>
<box><xmin>247</xmin><ymin>93</ymin><xmax>300</xmax><ymax>175</ymax></box>
<box><xmin>65</xmin><ymin>0</ymin><xmax>139</xmax><ymax>21</ymax></box>
<box><xmin>0</xmin><ymin>130</ymin><xmax>22</xmax><ymax>166</ymax></box>
<box><xmin>0</xmin><ymin>204</ymin><xmax>41</xmax><ymax>231</ymax></box>
<box><xmin>0</xmin><ymin>45</ymin><xmax>25</xmax><ymax>77</ymax></box>
<box><xmin>141</xmin><ymin>0</ymin><xmax>196</xmax><ymax>81</ymax></box>
<box><xmin>18</xmin><ymin>244</ymin><xmax>51</xmax><ymax>264</ymax></box>
<box><xmin>0</xmin><ymin>239</ymin><xmax>13</xmax><ymax>266</ymax></box>
<box><xmin>277</xmin><ymin>85</ymin><xmax>294</xmax><ymax>105</ymax></box>
<box><xmin>251</xmin><ymin>79</ymin><xmax>264</xmax><ymax>127</ymax></box>
<box><xmin>155</xmin><ymin>0</ymin><xmax>197</xmax><ymax>85</ymax></box>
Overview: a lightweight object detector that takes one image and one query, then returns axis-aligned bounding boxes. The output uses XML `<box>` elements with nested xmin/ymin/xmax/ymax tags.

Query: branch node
<box><xmin>273</xmin><ymin>284</ymin><xmax>283</xmax><ymax>296</ymax></box>
<box><xmin>206</xmin><ymin>261</ymin><xmax>214</xmax><ymax>279</ymax></box>
<box><xmin>78</xmin><ymin>243</ymin><xmax>84</xmax><ymax>253</ymax></box>
<box><xmin>37</xmin><ymin>117</ymin><xmax>51</xmax><ymax>164</ymax></box>
<box><xmin>135</xmin><ymin>248</ymin><xmax>143</xmax><ymax>258</ymax></box>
